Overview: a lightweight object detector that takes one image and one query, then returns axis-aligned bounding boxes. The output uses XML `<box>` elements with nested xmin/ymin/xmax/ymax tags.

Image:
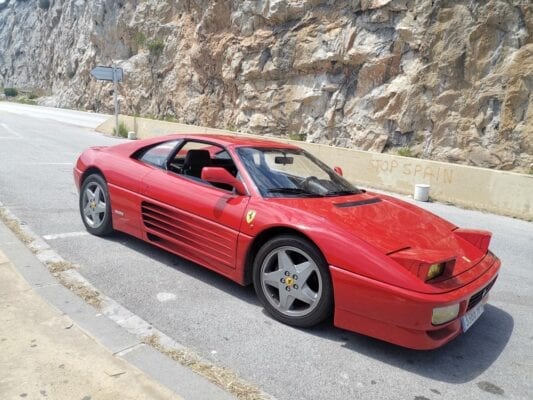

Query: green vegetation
<box><xmin>133</xmin><ymin>32</ymin><xmax>165</xmax><ymax>56</ymax></box>
<box><xmin>397</xmin><ymin>147</ymin><xmax>415</xmax><ymax>157</ymax></box>
<box><xmin>2</xmin><ymin>87</ymin><xmax>39</xmax><ymax>104</ymax></box>
<box><xmin>288</xmin><ymin>133</ymin><xmax>306</xmax><ymax>141</ymax></box>
<box><xmin>113</xmin><ymin>121</ymin><xmax>129</xmax><ymax>138</ymax></box>
<box><xmin>4</xmin><ymin>88</ymin><xmax>18</xmax><ymax>97</ymax></box>
<box><xmin>15</xmin><ymin>96</ymin><xmax>37</xmax><ymax>105</ymax></box>
<box><xmin>134</xmin><ymin>32</ymin><xmax>147</xmax><ymax>48</ymax></box>
<box><xmin>147</xmin><ymin>39</ymin><xmax>165</xmax><ymax>55</ymax></box>
<box><xmin>163</xmin><ymin>114</ymin><xmax>177</xmax><ymax>122</ymax></box>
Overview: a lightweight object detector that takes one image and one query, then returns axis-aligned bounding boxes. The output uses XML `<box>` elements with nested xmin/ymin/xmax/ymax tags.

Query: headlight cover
<box><xmin>432</xmin><ymin>303</ymin><xmax>460</xmax><ymax>325</ymax></box>
<box><xmin>426</xmin><ymin>262</ymin><xmax>445</xmax><ymax>281</ymax></box>
<box><xmin>390</xmin><ymin>248</ymin><xmax>455</xmax><ymax>282</ymax></box>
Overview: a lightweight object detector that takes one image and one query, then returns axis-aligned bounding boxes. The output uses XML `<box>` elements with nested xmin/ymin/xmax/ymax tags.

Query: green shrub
<box><xmin>16</xmin><ymin>97</ymin><xmax>37</xmax><ymax>105</ymax></box>
<box><xmin>397</xmin><ymin>147</ymin><xmax>414</xmax><ymax>157</ymax></box>
<box><xmin>4</xmin><ymin>88</ymin><xmax>18</xmax><ymax>97</ymax></box>
<box><xmin>147</xmin><ymin>39</ymin><xmax>165</xmax><ymax>55</ymax></box>
<box><xmin>28</xmin><ymin>93</ymin><xmax>38</xmax><ymax>100</ymax></box>
<box><xmin>288</xmin><ymin>133</ymin><xmax>306</xmax><ymax>141</ymax></box>
<box><xmin>163</xmin><ymin>114</ymin><xmax>177</xmax><ymax>122</ymax></box>
<box><xmin>134</xmin><ymin>32</ymin><xmax>146</xmax><ymax>48</ymax></box>
<box><xmin>113</xmin><ymin>121</ymin><xmax>129</xmax><ymax>138</ymax></box>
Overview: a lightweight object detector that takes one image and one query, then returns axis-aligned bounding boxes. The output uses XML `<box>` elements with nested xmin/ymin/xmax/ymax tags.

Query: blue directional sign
<box><xmin>90</xmin><ymin>66</ymin><xmax>123</xmax><ymax>82</ymax></box>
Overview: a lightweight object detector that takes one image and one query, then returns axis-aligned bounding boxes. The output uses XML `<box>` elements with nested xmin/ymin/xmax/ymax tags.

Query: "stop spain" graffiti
<box><xmin>370</xmin><ymin>159</ymin><xmax>454</xmax><ymax>184</ymax></box>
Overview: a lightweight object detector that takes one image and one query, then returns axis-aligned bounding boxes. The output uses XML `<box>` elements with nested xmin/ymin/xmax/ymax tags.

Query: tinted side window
<box><xmin>137</xmin><ymin>140</ymin><xmax>179</xmax><ymax>168</ymax></box>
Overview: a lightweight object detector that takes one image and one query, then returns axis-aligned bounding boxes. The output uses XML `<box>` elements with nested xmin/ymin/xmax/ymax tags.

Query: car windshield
<box><xmin>236</xmin><ymin>147</ymin><xmax>362</xmax><ymax>198</ymax></box>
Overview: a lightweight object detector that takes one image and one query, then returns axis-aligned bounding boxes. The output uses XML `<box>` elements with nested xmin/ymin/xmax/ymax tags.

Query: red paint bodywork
<box><xmin>74</xmin><ymin>134</ymin><xmax>501</xmax><ymax>349</ymax></box>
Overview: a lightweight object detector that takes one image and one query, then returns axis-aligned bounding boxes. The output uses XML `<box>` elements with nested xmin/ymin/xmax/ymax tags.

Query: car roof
<box><xmin>158</xmin><ymin>133</ymin><xmax>301</xmax><ymax>150</ymax></box>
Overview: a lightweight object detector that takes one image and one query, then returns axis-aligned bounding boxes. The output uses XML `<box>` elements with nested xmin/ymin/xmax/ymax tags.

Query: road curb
<box><xmin>0</xmin><ymin>203</ymin><xmax>239</xmax><ymax>400</ymax></box>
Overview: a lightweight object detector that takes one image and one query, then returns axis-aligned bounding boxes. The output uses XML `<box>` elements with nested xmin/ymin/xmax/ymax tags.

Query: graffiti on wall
<box><xmin>370</xmin><ymin>159</ymin><xmax>454</xmax><ymax>184</ymax></box>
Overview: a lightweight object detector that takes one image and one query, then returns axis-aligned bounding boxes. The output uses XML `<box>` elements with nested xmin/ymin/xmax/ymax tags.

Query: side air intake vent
<box><xmin>141</xmin><ymin>201</ymin><xmax>234</xmax><ymax>268</ymax></box>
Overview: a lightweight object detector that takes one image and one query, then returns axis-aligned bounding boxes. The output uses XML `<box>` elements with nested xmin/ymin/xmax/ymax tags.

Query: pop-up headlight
<box><xmin>390</xmin><ymin>249</ymin><xmax>455</xmax><ymax>282</ymax></box>
<box><xmin>426</xmin><ymin>262</ymin><xmax>445</xmax><ymax>281</ymax></box>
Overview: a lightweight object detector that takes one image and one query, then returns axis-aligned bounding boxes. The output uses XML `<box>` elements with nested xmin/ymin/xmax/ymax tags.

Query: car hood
<box><xmin>270</xmin><ymin>192</ymin><xmax>458</xmax><ymax>255</ymax></box>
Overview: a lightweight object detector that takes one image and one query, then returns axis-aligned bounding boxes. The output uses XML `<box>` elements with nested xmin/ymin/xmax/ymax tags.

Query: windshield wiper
<box><xmin>267</xmin><ymin>187</ymin><xmax>323</xmax><ymax>197</ymax></box>
<box><xmin>324</xmin><ymin>189</ymin><xmax>362</xmax><ymax>196</ymax></box>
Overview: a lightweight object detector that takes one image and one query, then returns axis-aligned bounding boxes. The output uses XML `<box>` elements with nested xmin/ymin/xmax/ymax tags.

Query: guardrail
<box><xmin>96</xmin><ymin>116</ymin><xmax>533</xmax><ymax>221</ymax></box>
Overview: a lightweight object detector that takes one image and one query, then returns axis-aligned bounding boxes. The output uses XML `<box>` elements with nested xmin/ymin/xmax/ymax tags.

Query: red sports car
<box><xmin>74</xmin><ymin>134</ymin><xmax>500</xmax><ymax>349</ymax></box>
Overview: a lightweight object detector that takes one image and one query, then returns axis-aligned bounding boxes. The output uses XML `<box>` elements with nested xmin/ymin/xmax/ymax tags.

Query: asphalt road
<box><xmin>1</xmin><ymin>103</ymin><xmax>532</xmax><ymax>400</ymax></box>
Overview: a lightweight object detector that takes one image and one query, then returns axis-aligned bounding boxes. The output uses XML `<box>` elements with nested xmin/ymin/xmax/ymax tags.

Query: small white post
<box><xmin>414</xmin><ymin>184</ymin><xmax>430</xmax><ymax>202</ymax></box>
<box><xmin>113</xmin><ymin>64</ymin><xmax>119</xmax><ymax>136</ymax></box>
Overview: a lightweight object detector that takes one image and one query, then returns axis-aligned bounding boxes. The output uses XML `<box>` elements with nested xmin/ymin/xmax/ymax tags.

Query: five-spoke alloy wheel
<box><xmin>79</xmin><ymin>174</ymin><xmax>113</xmax><ymax>236</ymax></box>
<box><xmin>253</xmin><ymin>235</ymin><xmax>333</xmax><ymax>327</ymax></box>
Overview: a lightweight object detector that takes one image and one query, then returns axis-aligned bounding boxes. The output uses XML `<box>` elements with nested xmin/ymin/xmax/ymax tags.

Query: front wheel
<box><xmin>79</xmin><ymin>174</ymin><xmax>113</xmax><ymax>236</ymax></box>
<box><xmin>253</xmin><ymin>235</ymin><xmax>333</xmax><ymax>328</ymax></box>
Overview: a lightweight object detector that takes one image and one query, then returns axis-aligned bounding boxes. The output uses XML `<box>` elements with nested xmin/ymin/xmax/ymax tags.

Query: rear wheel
<box><xmin>79</xmin><ymin>174</ymin><xmax>113</xmax><ymax>236</ymax></box>
<box><xmin>253</xmin><ymin>235</ymin><xmax>333</xmax><ymax>327</ymax></box>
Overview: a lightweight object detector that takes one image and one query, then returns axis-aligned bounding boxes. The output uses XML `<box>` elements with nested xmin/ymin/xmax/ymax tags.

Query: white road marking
<box><xmin>156</xmin><ymin>292</ymin><xmax>177</xmax><ymax>302</ymax></box>
<box><xmin>26</xmin><ymin>162</ymin><xmax>73</xmax><ymax>166</ymax></box>
<box><xmin>43</xmin><ymin>231</ymin><xmax>89</xmax><ymax>240</ymax></box>
<box><xmin>0</xmin><ymin>123</ymin><xmax>23</xmax><ymax>138</ymax></box>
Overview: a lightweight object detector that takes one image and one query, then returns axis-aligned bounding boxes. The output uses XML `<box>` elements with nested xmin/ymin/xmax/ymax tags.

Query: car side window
<box><xmin>168</xmin><ymin>141</ymin><xmax>211</xmax><ymax>176</ymax></box>
<box><xmin>137</xmin><ymin>140</ymin><xmax>180</xmax><ymax>168</ymax></box>
<box><xmin>168</xmin><ymin>141</ymin><xmax>240</xmax><ymax>191</ymax></box>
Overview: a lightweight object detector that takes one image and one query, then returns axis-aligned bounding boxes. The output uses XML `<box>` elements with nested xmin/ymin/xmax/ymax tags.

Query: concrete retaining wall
<box><xmin>97</xmin><ymin>116</ymin><xmax>533</xmax><ymax>220</ymax></box>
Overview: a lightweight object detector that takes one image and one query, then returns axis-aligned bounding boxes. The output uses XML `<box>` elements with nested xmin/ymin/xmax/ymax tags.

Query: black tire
<box><xmin>253</xmin><ymin>235</ymin><xmax>333</xmax><ymax>328</ymax></box>
<box><xmin>79</xmin><ymin>173</ymin><xmax>113</xmax><ymax>236</ymax></box>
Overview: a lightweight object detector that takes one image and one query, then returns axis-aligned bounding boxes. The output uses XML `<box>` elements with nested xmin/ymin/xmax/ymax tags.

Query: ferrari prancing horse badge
<box><xmin>246</xmin><ymin>210</ymin><xmax>257</xmax><ymax>224</ymax></box>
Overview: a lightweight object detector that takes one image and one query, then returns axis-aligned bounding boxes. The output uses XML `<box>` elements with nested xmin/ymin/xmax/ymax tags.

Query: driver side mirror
<box><xmin>333</xmin><ymin>166</ymin><xmax>343</xmax><ymax>176</ymax></box>
<box><xmin>201</xmin><ymin>167</ymin><xmax>247</xmax><ymax>195</ymax></box>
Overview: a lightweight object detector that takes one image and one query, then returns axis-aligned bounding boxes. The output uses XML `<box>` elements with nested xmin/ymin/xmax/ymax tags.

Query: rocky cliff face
<box><xmin>1</xmin><ymin>0</ymin><xmax>532</xmax><ymax>171</ymax></box>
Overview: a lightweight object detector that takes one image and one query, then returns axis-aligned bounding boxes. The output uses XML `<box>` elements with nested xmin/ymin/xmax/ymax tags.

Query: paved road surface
<box><xmin>1</xmin><ymin>103</ymin><xmax>532</xmax><ymax>400</ymax></box>
<box><xmin>0</xmin><ymin>102</ymin><xmax>109</xmax><ymax>128</ymax></box>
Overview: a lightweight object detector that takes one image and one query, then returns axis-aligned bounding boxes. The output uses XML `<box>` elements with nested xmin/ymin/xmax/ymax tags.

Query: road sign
<box><xmin>90</xmin><ymin>66</ymin><xmax>123</xmax><ymax>82</ymax></box>
<box><xmin>90</xmin><ymin>65</ymin><xmax>124</xmax><ymax>137</ymax></box>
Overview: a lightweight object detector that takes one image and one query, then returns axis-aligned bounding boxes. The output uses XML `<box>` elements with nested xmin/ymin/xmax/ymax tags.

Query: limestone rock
<box><xmin>0</xmin><ymin>0</ymin><xmax>532</xmax><ymax>171</ymax></box>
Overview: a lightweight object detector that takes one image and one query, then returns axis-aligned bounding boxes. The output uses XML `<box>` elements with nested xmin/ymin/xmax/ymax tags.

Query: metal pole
<box><xmin>113</xmin><ymin>64</ymin><xmax>119</xmax><ymax>137</ymax></box>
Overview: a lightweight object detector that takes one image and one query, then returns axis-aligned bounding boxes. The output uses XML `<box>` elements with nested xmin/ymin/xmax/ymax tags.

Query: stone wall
<box><xmin>1</xmin><ymin>0</ymin><xmax>532</xmax><ymax>171</ymax></box>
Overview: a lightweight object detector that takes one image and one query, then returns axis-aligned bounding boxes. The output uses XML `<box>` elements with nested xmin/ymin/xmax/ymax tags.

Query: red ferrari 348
<box><xmin>74</xmin><ymin>134</ymin><xmax>500</xmax><ymax>349</ymax></box>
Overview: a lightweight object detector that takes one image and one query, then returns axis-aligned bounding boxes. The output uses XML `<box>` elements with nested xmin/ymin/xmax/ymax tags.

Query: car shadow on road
<box><xmin>108</xmin><ymin>233</ymin><xmax>514</xmax><ymax>384</ymax></box>
<box><xmin>106</xmin><ymin>232</ymin><xmax>259</xmax><ymax>304</ymax></box>
<box><xmin>309</xmin><ymin>304</ymin><xmax>514</xmax><ymax>384</ymax></box>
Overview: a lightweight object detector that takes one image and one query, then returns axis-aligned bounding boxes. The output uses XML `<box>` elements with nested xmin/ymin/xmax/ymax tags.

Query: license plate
<box><xmin>461</xmin><ymin>303</ymin><xmax>484</xmax><ymax>332</ymax></box>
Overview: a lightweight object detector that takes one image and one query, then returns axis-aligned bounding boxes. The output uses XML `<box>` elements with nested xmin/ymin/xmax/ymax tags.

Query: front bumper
<box><xmin>330</xmin><ymin>254</ymin><xmax>500</xmax><ymax>350</ymax></box>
